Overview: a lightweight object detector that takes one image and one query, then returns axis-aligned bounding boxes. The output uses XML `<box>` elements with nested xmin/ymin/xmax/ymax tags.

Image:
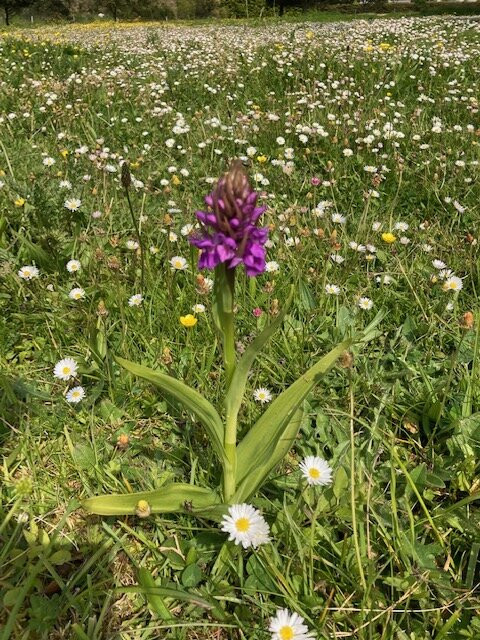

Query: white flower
<box><xmin>126</xmin><ymin>240</ymin><xmax>139</xmax><ymax>250</ymax></box>
<box><xmin>181</xmin><ymin>224</ymin><xmax>194</xmax><ymax>236</ymax></box>
<box><xmin>253</xmin><ymin>388</ymin><xmax>272</xmax><ymax>404</ymax></box>
<box><xmin>170</xmin><ymin>256</ymin><xmax>188</xmax><ymax>270</ymax></box>
<box><xmin>372</xmin><ymin>221</ymin><xmax>382</xmax><ymax>231</ymax></box>
<box><xmin>69</xmin><ymin>287</ymin><xmax>85</xmax><ymax>300</ymax></box>
<box><xmin>18</xmin><ymin>265</ymin><xmax>39</xmax><ymax>280</ymax></box>
<box><xmin>325</xmin><ymin>283</ymin><xmax>340</xmax><ymax>295</ymax></box>
<box><xmin>92</xmin><ymin>210</ymin><xmax>102</xmax><ymax>219</ymax></box>
<box><xmin>330</xmin><ymin>254</ymin><xmax>345</xmax><ymax>264</ymax></box>
<box><xmin>192</xmin><ymin>303</ymin><xmax>206</xmax><ymax>313</ymax></box>
<box><xmin>54</xmin><ymin>358</ymin><xmax>78</xmax><ymax>381</ymax></box>
<box><xmin>358</xmin><ymin>297</ymin><xmax>373</xmax><ymax>310</ymax></box>
<box><xmin>331</xmin><ymin>213</ymin><xmax>346</xmax><ymax>224</ymax></box>
<box><xmin>66</xmin><ymin>259</ymin><xmax>81</xmax><ymax>273</ymax></box>
<box><xmin>276</xmin><ymin>136</ymin><xmax>285</xmax><ymax>146</ymax></box>
<box><xmin>169</xmin><ymin>231</ymin><xmax>178</xmax><ymax>242</ymax></box>
<box><xmin>299</xmin><ymin>456</ymin><xmax>333</xmax><ymax>486</ymax></box>
<box><xmin>432</xmin><ymin>260</ymin><xmax>446</xmax><ymax>270</ymax></box>
<box><xmin>66</xmin><ymin>386</ymin><xmax>85</xmax><ymax>403</ymax></box>
<box><xmin>265</xmin><ymin>261</ymin><xmax>280</xmax><ymax>273</ymax></box>
<box><xmin>128</xmin><ymin>294</ymin><xmax>144</xmax><ymax>307</ymax></box>
<box><xmin>394</xmin><ymin>222</ymin><xmax>409</xmax><ymax>232</ymax></box>
<box><xmin>165</xmin><ymin>138</ymin><xmax>175</xmax><ymax>148</ymax></box>
<box><xmin>269</xmin><ymin>608</ymin><xmax>315</xmax><ymax>640</ymax></box>
<box><xmin>64</xmin><ymin>198</ymin><xmax>82</xmax><ymax>211</ymax></box>
<box><xmin>442</xmin><ymin>276</ymin><xmax>463</xmax><ymax>292</ymax></box>
<box><xmin>343</xmin><ymin>148</ymin><xmax>353</xmax><ymax>157</ymax></box>
<box><xmin>220</xmin><ymin>503</ymin><xmax>270</xmax><ymax>549</ymax></box>
<box><xmin>43</xmin><ymin>157</ymin><xmax>55</xmax><ymax>166</ymax></box>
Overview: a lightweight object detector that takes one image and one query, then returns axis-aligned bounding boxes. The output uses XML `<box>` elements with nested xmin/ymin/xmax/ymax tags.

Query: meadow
<box><xmin>1</xmin><ymin>15</ymin><xmax>480</xmax><ymax>640</ymax></box>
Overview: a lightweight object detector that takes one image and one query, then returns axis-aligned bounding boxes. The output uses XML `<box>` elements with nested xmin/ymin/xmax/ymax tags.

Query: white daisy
<box><xmin>18</xmin><ymin>265</ymin><xmax>39</xmax><ymax>280</ymax></box>
<box><xmin>253</xmin><ymin>388</ymin><xmax>273</xmax><ymax>404</ymax></box>
<box><xmin>432</xmin><ymin>259</ymin><xmax>446</xmax><ymax>270</ymax></box>
<box><xmin>299</xmin><ymin>456</ymin><xmax>333</xmax><ymax>486</ymax></box>
<box><xmin>192</xmin><ymin>303</ymin><xmax>206</xmax><ymax>313</ymax></box>
<box><xmin>325</xmin><ymin>284</ymin><xmax>340</xmax><ymax>295</ymax></box>
<box><xmin>269</xmin><ymin>608</ymin><xmax>315</xmax><ymax>640</ymax></box>
<box><xmin>66</xmin><ymin>259</ymin><xmax>81</xmax><ymax>273</ymax></box>
<box><xmin>220</xmin><ymin>503</ymin><xmax>270</xmax><ymax>549</ymax></box>
<box><xmin>64</xmin><ymin>198</ymin><xmax>82</xmax><ymax>211</ymax></box>
<box><xmin>170</xmin><ymin>256</ymin><xmax>188</xmax><ymax>270</ymax></box>
<box><xmin>126</xmin><ymin>240</ymin><xmax>139</xmax><ymax>250</ymax></box>
<box><xmin>66</xmin><ymin>386</ymin><xmax>85</xmax><ymax>403</ymax></box>
<box><xmin>69</xmin><ymin>287</ymin><xmax>85</xmax><ymax>300</ymax></box>
<box><xmin>128</xmin><ymin>294</ymin><xmax>144</xmax><ymax>307</ymax></box>
<box><xmin>54</xmin><ymin>358</ymin><xmax>78</xmax><ymax>381</ymax></box>
<box><xmin>358</xmin><ymin>297</ymin><xmax>373</xmax><ymax>310</ymax></box>
<box><xmin>181</xmin><ymin>224</ymin><xmax>195</xmax><ymax>236</ymax></box>
<box><xmin>43</xmin><ymin>157</ymin><xmax>55</xmax><ymax>166</ymax></box>
<box><xmin>442</xmin><ymin>276</ymin><xmax>463</xmax><ymax>292</ymax></box>
<box><xmin>331</xmin><ymin>213</ymin><xmax>346</xmax><ymax>224</ymax></box>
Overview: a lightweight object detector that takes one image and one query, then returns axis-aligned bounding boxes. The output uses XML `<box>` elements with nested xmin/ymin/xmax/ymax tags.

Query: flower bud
<box><xmin>135</xmin><ymin>500</ymin><xmax>151</xmax><ymax>518</ymax></box>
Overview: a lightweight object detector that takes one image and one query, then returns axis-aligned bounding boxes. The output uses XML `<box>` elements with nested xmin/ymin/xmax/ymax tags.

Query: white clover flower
<box><xmin>276</xmin><ymin>136</ymin><xmax>285</xmax><ymax>146</ymax></box>
<box><xmin>170</xmin><ymin>256</ymin><xmax>188</xmax><ymax>270</ymax></box>
<box><xmin>325</xmin><ymin>284</ymin><xmax>340</xmax><ymax>295</ymax></box>
<box><xmin>265</xmin><ymin>261</ymin><xmax>280</xmax><ymax>273</ymax></box>
<box><xmin>358</xmin><ymin>297</ymin><xmax>373</xmax><ymax>310</ymax></box>
<box><xmin>253</xmin><ymin>388</ymin><xmax>272</xmax><ymax>404</ymax></box>
<box><xmin>128</xmin><ymin>294</ymin><xmax>144</xmax><ymax>307</ymax></box>
<box><xmin>220</xmin><ymin>503</ymin><xmax>270</xmax><ymax>549</ymax></box>
<box><xmin>18</xmin><ymin>265</ymin><xmax>39</xmax><ymax>280</ymax></box>
<box><xmin>69</xmin><ymin>287</ymin><xmax>85</xmax><ymax>300</ymax></box>
<box><xmin>299</xmin><ymin>456</ymin><xmax>333</xmax><ymax>486</ymax></box>
<box><xmin>66</xmin><ymin>386</ymin><xmax>85</xmax><ymax>403</ymax></box>
<box><xmin>64</xmin><ymin>198</ymin><xmax>82</xmax><ymax>211</ymax></box>
<box><xmin>66</xmin><ymin>259</ymin><xmax>81</xmax><ymax>273</ymax></box>
<box><xmin>126</xmin><ymin>240</ymin><xmax>139</xmax><ymax>250</ymax></box>
<box><xmin>54</xmin><ymin>358</ymin><xmax>78</xmax><ymax>381</ymax></box>
<box><xmin>343</xmin><ymin>148</ymin><xmax>354</xmax><ymax>157</ymax></box>
<box><xmin>269</xmin><ymin>608</ymin><xmax>315</xmax><ymax>640</ymax></box>
<box><xmin>442</xmin><ymin>276</ymin><xmax>463</xmax><ymax>292</ymax></box>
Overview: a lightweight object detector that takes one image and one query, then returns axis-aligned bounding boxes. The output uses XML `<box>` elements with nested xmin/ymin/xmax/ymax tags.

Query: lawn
<box><xmin>1</xmin><ymin>15</ymin><xmax>480</xmax><ymax>640</ymax></box>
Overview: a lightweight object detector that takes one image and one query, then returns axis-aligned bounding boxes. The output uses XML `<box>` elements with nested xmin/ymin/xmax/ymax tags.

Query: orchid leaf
<box><xmin>235</xmin><ymin>338</ymin><xmax>353</xmax><ymax>491</ymax></box>
<box><xmin>224</xmin><ymin>286</ymin><xmax>293</xmax><ymax>420</ymax></box>
<box><xmin>83</xmin><ymin>483</ymin><xmax>221</xmax><ymax>516</ymax></box>
<box><xmin>115</xmin><ymin>356</ymin><xmax>225</xmax><ymax>465</ymax></box>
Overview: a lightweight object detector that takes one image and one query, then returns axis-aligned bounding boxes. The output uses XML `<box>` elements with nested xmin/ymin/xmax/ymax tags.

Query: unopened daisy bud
<box><xmin>135</xmin><ymin>500</ymin><xmax>151</xmax><ymax>518</ymax></box>
<box><xmin>121</xmin><ymin>162</ymin><xmax>131</xmax><ymax>189</ymax></box>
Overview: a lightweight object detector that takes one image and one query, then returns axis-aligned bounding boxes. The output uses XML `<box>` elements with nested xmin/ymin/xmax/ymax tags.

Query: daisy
<box><xmin>299</xmin><ymin>456</ymin><xmax>333</xmax><ymax>486</ymax></box>
<box><xmin>432</xmin><ymin>259</ymin><xmax>446</xmax><ymax>270</ymax></box>
<box><xmin>331</xmin><ymin>213</ymin><xmax>346</xmax><ymax>224</ymax></box>
<box><xmin>269</xmin><ymin>608</ymin><xmax>315</xmax><ymax>640</ymax></box>
<box><xmin>54</xmin><ymin>358</ymin><xmax>78</xmax><ymax>381</ymax></box>
<box><xmin>69</xmin><ymin>287</ymin><xmax>85</xmax><ymax>300</ymax></box>
<box><xmin>220</xmin><ymin>503</ymin><xmax>270</xmax><ymax>549</ymax></box>
<box><xmin>330</xmin><ymin>254</ymin><xmax>345</xmax><ymax>264</ymax></box>
<box><xmin>442</xmin><ymin>276</ymin><xmax>463</xmax><ymax>292</ymax></box>
<box><xmin>66</xmin><ymin>259</ymin><xmax>81</xmax><ymax>273</ymax></box>
<box><xmin>18</xmin><ymin>265</ymin><xmax>39</xmax><ymax>280</ymax></box>
<box><xmin>64</xmin><ymin>198</ymin><xmax>81</xmax><ymax>211</ymax></box>
<box><xmin>325</xmin><ymin>284</ymin><xmax>340</xmax><ymax>295</ymax></box>
<box><xmin>126</xmin><ymin>240</ymin><xmax>139</xmax><ymax>250</ymax></box>
<box><xmin>181</xmin><ymin>224</ymin><xmax>195</xmax><ymax>236</ymax></box>
<box><xmin>265</xmin><ymin>261</ymin><xmax>280</xmax><ymax>273</ymax></box>
<box><xmin>43</xmin><ymin>157</ymin><xmax>55</xmax><ymax>166</ymax></box>
<box><xmin>128</xmin><ymin>294</ymin><xmax>144</xmax><ymax>307</ymax></box>
<box><xmin>192</xmin><ymin>303</ymin><xmax>206</xmax><ymax>313</ymax></box>
<box><xmin>358</xmin><ymin>297</ymin><xmax>373</xmax><ymax>310</ymax></box>
<box><xmin>66</xmin><ymin>386</ymin><xmax>85</xmax><ymax>403</ymax></box>
<box><xmin>170</xmin><ymin>256</ymin><xmax>188</xmax><ymax>270</ymax></box>
<box><xmin>253</xmin><ymin>388</ymin><xmax>272</xmax><ymax>404</ymax></box>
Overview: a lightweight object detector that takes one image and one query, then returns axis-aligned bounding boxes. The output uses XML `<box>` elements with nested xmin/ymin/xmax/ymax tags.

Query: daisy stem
<box><xmin>349</xmin><ymin>372</ymin><xmax>367</xmax><ymax>591</ymax></box>
<box><xmin>124</xmin><ymin>185</ymin><xmax>145</xmax><ymax>293</ymax></box>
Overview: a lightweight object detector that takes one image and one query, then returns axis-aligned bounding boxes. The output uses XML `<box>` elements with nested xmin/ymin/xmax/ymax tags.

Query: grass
<box><xmin>1</xmin><ymin>14</ymin><xmax>480</xmax><ymax>640</ymax></box>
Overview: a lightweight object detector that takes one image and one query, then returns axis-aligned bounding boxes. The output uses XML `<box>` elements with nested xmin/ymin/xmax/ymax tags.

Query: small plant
<box><xmin>84</xmin><ymin>161</ymin><xmax>382</xmax><ymax>520</ymax></box>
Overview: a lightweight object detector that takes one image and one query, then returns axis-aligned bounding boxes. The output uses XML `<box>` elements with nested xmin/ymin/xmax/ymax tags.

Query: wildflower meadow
<box><xmin>1</xmin><ymin>14</ymin><xmax>480</xmax><ymax>640</ymax></box>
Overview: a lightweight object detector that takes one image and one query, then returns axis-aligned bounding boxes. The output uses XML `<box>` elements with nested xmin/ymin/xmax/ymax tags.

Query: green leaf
<box><xmin>224</xmin><ymin>287</ymin><xmax>293</xmax><ymax>423</ymax></box>
<box><xmin>137</xmin><ymin>568</ymin><xmax>173</xmax><ymax>620</ymax></box>
<box><xmin>83</xmin><ymin>483</ymin><xmax>221</xmax><ymax>516</ymax></box>
<box><xmin>181</xmin><ymin>564</ymin><xmax>202</xmax><ymax>587</ymax></box>
<box><xmin>49</xmin><ymin>549</ymin><xmax>72</xmax><ymax>565</ymax></box>
<box><xmin>115</xmin><ymin>356</ymin><xmax>225</xmax><ymax>465</ymax></box>
<box><xmin>235</xmin><ymin>338</ymin><xmax>352</xmax><ymax>499</ymax></box>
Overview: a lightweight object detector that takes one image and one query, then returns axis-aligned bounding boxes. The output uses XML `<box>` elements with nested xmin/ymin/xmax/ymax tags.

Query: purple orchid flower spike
<box><xmin>189</xmin><ymin>161</ymin><xmax>269</xmax><ymax>277</ymax></box>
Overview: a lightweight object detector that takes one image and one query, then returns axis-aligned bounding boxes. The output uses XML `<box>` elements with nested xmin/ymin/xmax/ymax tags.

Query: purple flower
<box><xmin>190</xmin><ymin>162</ymin><xmax>269</xmax><ymax>277</ymax></box>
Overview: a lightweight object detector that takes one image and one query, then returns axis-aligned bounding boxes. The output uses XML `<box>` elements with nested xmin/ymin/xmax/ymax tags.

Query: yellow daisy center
<box><xmin>308</xmin><ymin>468</ymin><xmax>320</xmax><ymax>479</ymax></box>
<box><xmin>72</xmin><ymin>391</ymin><xmax>80</xmax><ymax>398</ymax></box>
<box><xmin>235</xmin><ymin>517</ymin><xmax>251</xmax><ymax>533</ymax></box>
<box><xmin>62</xmin><ymin>366</ymin><xmax>71</xmax><ymax>375</ymax></box>
<box><xmin>279</xmin><ymin>626</ymin><xmax>294</xmax><ymax>640</ymax></box>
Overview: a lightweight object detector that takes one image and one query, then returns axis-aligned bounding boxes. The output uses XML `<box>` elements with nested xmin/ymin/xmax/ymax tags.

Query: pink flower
<box><xmin>252</xmin><ymin>307</ymin><xmax>263</xmax><ymax>317</ymax></box>
<box><xmin>311</xmin><ymin>177</ymin><xmax>321</xmax><ymax>186</ymax></box>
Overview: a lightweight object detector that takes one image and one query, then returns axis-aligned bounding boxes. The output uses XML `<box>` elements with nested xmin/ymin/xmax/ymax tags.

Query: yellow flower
<box><xmin>180</xmin><ymin>314</ymin><xmax>197</xmax><ymax>328</ymax></box>
<box><xmin>60</xmin><ymin>149</ymin><xmax>68</xmax><ymax>158</ymax></box>
<box><xmin>14</xmin><ymin>197</ymin><xmax>25</xmax><ymax>207</ymax></box>
<box><xmin>0</xmin><ymin>169</ymin><xmax>5</xmax><ymax>177</ymax></box>
<box><xmin>257</xmin><ymin>155</ymin><xmax>267</xmax><ymax>163</ymax></box>
<box><xmin>306</xmin><ymin>30</ymin><xmax>314</xmax><ymax>40</ymax></box>
<box><xmin>364</xmin><ymin>45</ymin><xmax>374</xmax><ymax>53</ymax></box>
<box><xmin>379</xmin><ymin>42</ymin><xmax>392</xmax><ymax>51</ymax></box>
<box><xmin>171</xmin><ymin>175</ymin><xmax>181</xmax><ymax>186</ymax></box>
<box><xmin>382</xmin><ymin>232</ymin><xmax>396</xmax><ymax>244</ymax></box>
